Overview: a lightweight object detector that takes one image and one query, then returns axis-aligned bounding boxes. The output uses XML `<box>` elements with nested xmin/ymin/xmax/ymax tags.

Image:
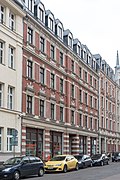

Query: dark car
<box><xmin>0</xmin><ymin>156</ymin><xmax>44</xmax><ymax>180</ymax></box>
<box><xmin>112</xmin><ymin>152</ymin><xmax>120</xmax><ymax>162</ymax></box>
<box><xmin>91</xmin><ymin>154</ymin><xmax>109</xmax><ymax>166</ymax></box>
<box><xmin>74</xmin><ymin>155</ymin><xmax>93</xmax><ymax>169</ymax></box>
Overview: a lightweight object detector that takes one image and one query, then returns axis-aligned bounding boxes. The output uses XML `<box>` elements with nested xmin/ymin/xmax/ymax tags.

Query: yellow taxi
<box><xmin>44</xmin><ymin>155</ymin><xmax>78</xmax><ymax>173</ymax></box>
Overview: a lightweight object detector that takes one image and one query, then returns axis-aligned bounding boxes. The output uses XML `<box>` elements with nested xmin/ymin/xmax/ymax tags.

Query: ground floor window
<box><xmin>79</xmin><ymin>136</ymin><xmax>87</xmax><ymax>154</ymax></box>
<box><xmin>7</xmin><ymin>128</ymin><xmax>13</xmax><ymax>151</ymax></box>
<box><xmin>90</xmin><ymin>137</ymin><xmax>96</xmax><ymax>155</ymax></box>
<box><xmin>50</xmin><ymin>131</ymin><xmax>62</xmax><ymax>157</ymax></box>
<box><xmin>26</xmin><ymin>128</ymin><xmax>43</xmax><ymax>158</ymax></box>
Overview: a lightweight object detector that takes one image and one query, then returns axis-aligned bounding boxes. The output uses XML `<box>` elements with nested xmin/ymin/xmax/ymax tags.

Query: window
<box><xmin>50</xmin><ymin>45</ymin><xmax>55</xmax><ymax>60</ymax></box>
<box><xmin>90</xmin><ymin>117</ymin><xmax>92</xmax><ymax>129</ymax></box>
<box><xmin>60</xmin><ymin>52</ymin><xmax>63</xmax><ymax>66</ymax></box>
<box><xmin>85</xmin><ymin>115</ymin><xmax>87</xmax><ymax>128</ymax></box>
<box><xmin>0</xmin><ymin>128</ymin><xmax>1</xmax><ymax>151</ymax></box>
<box><xmin>95</xmin><ymin>119</ymin><xmax>97</xmax><ymax>130</ymax></box>
<box><xmin>49</xmin><ymin>17</ymin><xmax>53</xmax><ymax>31</ymax></box>
<box><xmin>51</xmin><ymin>103</ymin><xmax>55</xmax><ymax>120</ymax></box>
<box><xmin>7</xmin><ymin>128</ymin><xmax>13</xmax><ymax>151</ymax></box>
<box><xmin>85</xmin><ymin>93</ymin><xmax>87</xmax><ymax>105</ymax></box>
<box><xmin>40</xmin><ymin>37</ymin><xmax>45</xmax><ymax>53</ymax></box>
<box><xmin>28</xmin><ymin>0</ymin><xmax>33</xmax><ymax>11</ymax></box>
<box><xmin>110</xmin><ymin>120</ymin><xmax>112</xmax><ymax>130</ymax></box>
<box><xmin>90</xmin><ymin>96</ymin><xmax>92</xmax><ymax>108</ymax></box>
<box><xmin>60</xmin><ymin>78</ymin><xmax>63</xmax><ymax>93</ymax></box>
<box><xmin>40</xmin><ymin>100</ymin><xmax>44</xmax><ymax>117</ymax></box>
<box><xmin>60</xmin><ymin>106</ymin><xmax>63</xmax><ymax>121</ymax></box>
<box><xmin>9</xmin><ymin>46</ymin><xmax>14</xmax><ymax>69</ymax></box>
<box><xmin>71</xmin><ymin>110</ymin><xmax>74</xmax><ymax>124</ymax></box>
<box><xmin>106</xmin><ymin>100</ymin><xmax>108</xmax><ymax>111</ymax></box>
<box><xmin>85</xmin><ymin>71</ymin><xmax>87</xmax><ymax>82</ymax></box>
<box><xmin>79</xmin><ymin>67</ymin><xmax>82</xmax><ymax>78</ymax></box>
<box><xmin>28</xmin><ymin>27</ymin><xmax>33</xmax><ymax>44</ymax></box>
<box><xmin>39</xmin><ymin>8</ymin><xmax>44</xmax><ymax>22</ymax></box>
<box><xmin>40</xmin><ymin>67</ymin><xmax>45</xmax><ymax>84</ymax></box>
<box><xmin>51</xmin><ymin>73</ymin><xmax>55</xmax><ymax>89</ymax></box>
<box><xmin>94</xmin><ymin>79</ymin><xmax>97</xmax><ymax>89</ymax></box>
<box><xmin>9</xmin><ymin>12</ymin><xmax>15</xmax><ymax>31</ymax></box>
<box><xmin>58</xmin><ymin>26</ymin><xmax>62</xmax><ymax>39</ymax></box>
<box><xmin>0</xmin><ymin>41</ymin><xmax>3</xmax><ymax>64</ymax></box>
<box><xmin>106</xmin><ymin>119</ymin><xmax>108</xmax><ymax>129</ymax></box>
<box><xmin>79</xmin><ymin>114</ymin><xmax>82</xmax><ymax>126</ymax></box>
<box><xmin>27</xmin><ymin>60</ymin><xmax>33</xmax><ymax>79</ymax></box>
<box><xmin>78</xmin><ymin>45</ymin><xmax>80</xmax><ymax>56</ymax></box>
<box><xmin>27</xmin><ymin>95</ymin><xmax>33</xmax><ymax>114</ymax></box>
<box><xmin>7</xmin><ymin>86</ymin><xmax>14</xmax><ymax>110</ymax></box>
<box><xmin>0</xmin><ymin>83</ymin><xmax>3</xmax><ymax>107</ymax></box>
<box><xmin>90</xmin><ymin>75</ymin><xmax>92</xmax><ymax>85</ymax></box>
<box><xmin>0</xmin><ymin>5</ymin><xmax>4</xmax><ymax>24</ymax></box>
<box><xmin>101</xmin><ymin>117</ymin><xmax>104</xmax><ymax>128</ymax></box>
<box><xmin>69</xmin><ymin>36</ymin><xmax>72</xmax><ymax>47</ymax></box>
<box><xmin>71</xmin><ymin>60</ymin><xmax>74</xmax><ymax>73</ymax></box>
<box><xmin>79</xmin><ymin>90</ymin><xmax>82</xmax><ymax>103</ymax></box>
<box><xmin>71</xmin><ymin>84</ymin><xmax>74</xmax><ymax>98</ymax></box>
<box><xmin>95</xmin><ymin>98</ymin><xmax>97</xmax><ymax>109</ymax></box>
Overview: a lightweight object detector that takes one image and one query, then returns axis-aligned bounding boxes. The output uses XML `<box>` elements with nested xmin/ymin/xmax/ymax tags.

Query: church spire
<box><xmin>116</xmin><ymin>50</ymin><xmax>119</xmax><ymax>66</ymax></box>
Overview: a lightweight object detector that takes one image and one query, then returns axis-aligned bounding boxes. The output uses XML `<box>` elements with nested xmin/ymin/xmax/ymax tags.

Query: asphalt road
<box><xmin>22</xmin><ymin>161</ymin><xmax>120</xmax><ymax>180</ymax></box>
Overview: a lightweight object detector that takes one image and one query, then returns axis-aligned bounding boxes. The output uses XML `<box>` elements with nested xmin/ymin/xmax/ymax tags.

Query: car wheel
<box><xmin>100</xmin><ymin>161</ymin><xmax>104</xmax><ymax>166</ymax></box>
<box><xmin>63</xmin><ymin>164</ymin><xmax>67</xmax><ymax>173</ymax></box>
<box><xmin>38</xmin><ymin>167</ymin><xmax>44</xmax><ymax>177</ymax></box>
<box><xmin>75</xmin><ymin>163</ymin><xmax>79</xmax><ymax>171</ymax></box>
<box><xmin>13</xmin><ymin>171</ymin><xmax>20</xmax><ymax>180</ymax></box>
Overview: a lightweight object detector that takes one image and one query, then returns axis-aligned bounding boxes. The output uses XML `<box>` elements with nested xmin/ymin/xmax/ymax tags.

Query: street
<box><xmin>21</xmin><ymin>162</ymin><xmax>120</xmax><ymax>180</ymax></box>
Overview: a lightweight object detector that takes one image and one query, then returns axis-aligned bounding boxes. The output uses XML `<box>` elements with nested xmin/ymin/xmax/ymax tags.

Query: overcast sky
<box><xmin>42</xmin><ymin>0</ymin><xmax>120</xmax><ymax>70</ymax></box>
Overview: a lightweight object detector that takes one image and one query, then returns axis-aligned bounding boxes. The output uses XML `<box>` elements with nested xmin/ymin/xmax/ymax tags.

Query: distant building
<box><xmin>0</xmin><ymin>0</ymin><xmax>25</xmax><ymax>161</ymax></box>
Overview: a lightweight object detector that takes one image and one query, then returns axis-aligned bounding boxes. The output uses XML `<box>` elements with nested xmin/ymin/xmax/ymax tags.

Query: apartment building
<box><xmin>21</xmin><ymin>0</ymin><xmax>99</xmax><ymax>160</ymax></box>
<box><xmin>94</xmin><ymin>54</ymin><xmax>120</xmax><ymax>153</ymax></box>
<box><xmin>0</xmin><ymin>0</ymin><xmax>25</xmax><ymax>161</ymax></box>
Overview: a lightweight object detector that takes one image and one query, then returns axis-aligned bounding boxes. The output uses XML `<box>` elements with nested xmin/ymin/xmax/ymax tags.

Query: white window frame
<box><xmin>7</xmin><ymin>128</ymin><xmax>13</xmax><ymax>152</ymax></box>
<box><xmin>9</xmin><ymin>12</ymin><xmax>15</xmax><ymax>31</ymax></box>
<box><xmin>0</xmin><ymin>41</ymin><xmax>4</xmax><ymax>64</ymax></box>
<box><xmin>7</xmin><ymin>86</ymin><xmax>14</xmax><ymax>110</ymax></box>
<box><xmin>0</xmin><ymin>5</ymin><xmax>4</xmax><ymax>24</ymax></box>
<box><xmin>0</xmin><ymin>128</ymin><xmax>1</xmax><ymax>151</ymax></box>
<box><xmin>0</xmin><ymin>83</ymin><xmax>3</xmax><ymax>107</ymax></box>
<box><xmin>58</xmin><ymin>26</ymin><xmax>62</xmax><ymax>39</ymax></box>
<box><xmin>9</xmin><ymin>46</ymin><xmax>14</xmax><ymax>69</ymax></box>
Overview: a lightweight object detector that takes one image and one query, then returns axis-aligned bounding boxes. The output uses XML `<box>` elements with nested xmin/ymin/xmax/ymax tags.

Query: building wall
<box><xmin>21</xmin><ymin>14</ymin><xmax>99</xmax><ymax>160</ymax></box>
<box><xmin>0</xmin><ymin>0</ymin><xmax>25</xmax><ymax>161</ymax></box>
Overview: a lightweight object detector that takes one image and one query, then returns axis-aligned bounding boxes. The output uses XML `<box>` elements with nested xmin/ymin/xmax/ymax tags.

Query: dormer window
<box><xmin>39</xmin><ymin>7</ymin><xmax>44</xmax><ymax>22</ymax></box>
<box><xmin>49</xmin><ymin>17</ymin><xmax>53</xmax><ymax>31</ymax></box>
<box><xmin>58</xmin><ymin>26</ymin><xmax>62</xmax><ymax>39</ymax></box>
<box><xmin>69</xmin><ymin>36</ymin><xmax>72</xmax><ymax>48</ymax></box>
<box><xmin>28</xmin><ymin>0</ymin><xmax>33</xmax><ymax>12</ymax></box>
<box><xmin>78</xmin><ymin>45</ymin><xmax>81</xmax><ymax>56</ymax></box>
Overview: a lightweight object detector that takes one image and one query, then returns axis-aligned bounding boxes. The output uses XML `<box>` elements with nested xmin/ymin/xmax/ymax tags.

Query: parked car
<box><xmin>91</xmin><ymin>154</ymin><xmax>109</xmax><ymax>166</ymax></box>
<box><xmin>112</xmin><ymin>152</ymin><xmax>120</xmax><ymax>162</ymax></box>
<box><xmin>0</xmin><ymin>156</ymin><xmax>44</xmax><ymax>180</ymax></box>
<box><xmin>74</xmin><ymin>154</ymin><xmax>93</xmax><ymax>169</ymax></box>
<box><xmin>44</xmin><ymin>155</ymin><xmax>78</xmax><ymax>173</ymax></box>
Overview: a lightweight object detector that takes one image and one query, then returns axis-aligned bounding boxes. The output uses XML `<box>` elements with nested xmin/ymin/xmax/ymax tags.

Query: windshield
<box><xmin>91</xmin><ymin>154</ymin><xmax>101</xmax><ymax>159</ymax></box>
<box><xmin>4</xmin><ymin>157</ymin><xmax>23</xmax><ymax>165</ymax></box>
<box><xmin>50</xmin><ymin>156</ymin><xmax>66</xmax><ymax>161</ymax></box>
<box><xmin>74</xmin><ymin>156</ymin><xmax>82</xmax><ymax>160</ymax></box>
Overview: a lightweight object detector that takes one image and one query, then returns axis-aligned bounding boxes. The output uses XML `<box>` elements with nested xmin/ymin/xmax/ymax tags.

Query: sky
<box><xmin>42</xmin><ymin>0</ymin><xmax>120</xmax><ymax>70</ymax></box>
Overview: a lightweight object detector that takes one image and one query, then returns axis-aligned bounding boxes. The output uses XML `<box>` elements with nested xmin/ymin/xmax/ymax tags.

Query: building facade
<box><xmin>1</xmin><ymin>0</ymin><xmax>120</xmax><ymax>162</ymax></box>
<box><xmin>0</xmin><ymin>0</ymin><xmax>25</xmax><ymax>161</ymax></box>
<box><xmin>21</xmin><ymin>0</ymin><xmax>99</xmax><ymax>160</ymax></box>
